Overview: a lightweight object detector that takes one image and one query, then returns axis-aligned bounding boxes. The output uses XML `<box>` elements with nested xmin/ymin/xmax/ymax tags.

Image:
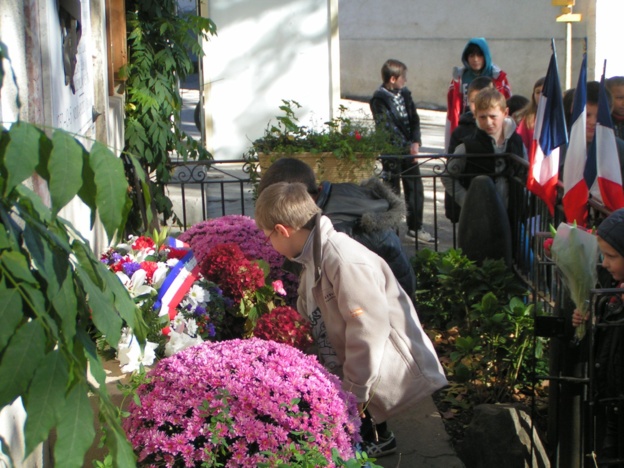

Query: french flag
<box><xmin>154</xmin><ymin>237</ymin><xmax>201</xmax><ymax>325</ymax></box>
<box><xmin>526</xmin><ymin>44</ymin><xmax>568</xmax><ymax>215</ymax></box>
<box><xmin>586</xmin><ymin>65</ymin><xmax>624</xmax><ymax>211</ymax></box>
<box><xmin>562</xmin><ymin>54</ymin><xmax>589</xmax><ymax>226</ymax></box>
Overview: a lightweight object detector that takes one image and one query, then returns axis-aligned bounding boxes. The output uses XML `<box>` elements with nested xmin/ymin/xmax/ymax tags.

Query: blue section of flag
<box><xmin>538</xmin><ymin>53</ymin><xmax>568</xmax><ymax>156</ymax></box>
<box><xmin>570</xmin><ymin>55</ymin><xmax>587</xmax><ymax>128</ymax></box>
<box><xmin>585</xmin><ymin>72</ymin><xmax>613</xmax><ymax>187</ymax></box>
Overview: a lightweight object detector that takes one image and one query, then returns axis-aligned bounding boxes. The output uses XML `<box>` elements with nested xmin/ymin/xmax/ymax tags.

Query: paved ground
<box><xmin>179</xmin><ymin>79</ymin><xmax>465</xmax><ymax>467</ymax></box>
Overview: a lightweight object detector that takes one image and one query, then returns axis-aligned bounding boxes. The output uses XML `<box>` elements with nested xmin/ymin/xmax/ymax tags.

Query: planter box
<box><xmin>258</xmin><ymin>152</ymin><xmax>377</xmax><ymax>184</ymax></box>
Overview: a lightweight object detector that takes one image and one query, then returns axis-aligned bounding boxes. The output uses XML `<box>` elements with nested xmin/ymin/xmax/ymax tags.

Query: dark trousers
<box><xmin>384</xmin><ymin>157</ymin><xmax>424</xmax><ymax>232</ymax></box>
<box><xmin>360</xmin><ymin>409</ymin><xmax>389</xmax><ymax>443</ymax></box>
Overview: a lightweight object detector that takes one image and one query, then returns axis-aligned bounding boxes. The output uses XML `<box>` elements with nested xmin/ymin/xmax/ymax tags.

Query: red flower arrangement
<box><xmin>201</xmin><ymin>243</ymin><xmax>265</xmax><ymax>302</ymax></box>
<box><xmin>253</xmin><ymin>306</ymin><xmax>313</xmax><ymax>351</ymax></box>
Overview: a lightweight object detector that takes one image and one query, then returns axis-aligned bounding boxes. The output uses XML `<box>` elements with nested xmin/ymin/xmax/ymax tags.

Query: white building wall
<box><xmin>200</xmin><ymin>0</ymin><xmax>340</xmax><ymax>160</ymax></box>
<box><xmin>339</xmin><ymin>0</ymin><xmax>619</xmax><ymax>107</ymax></box>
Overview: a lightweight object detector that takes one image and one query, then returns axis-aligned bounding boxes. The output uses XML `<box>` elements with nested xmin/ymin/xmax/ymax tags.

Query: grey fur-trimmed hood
<box><xmin>358</xmin><ymin>177</ymin><xmax>406</xmax><ymax>232</ymax></box>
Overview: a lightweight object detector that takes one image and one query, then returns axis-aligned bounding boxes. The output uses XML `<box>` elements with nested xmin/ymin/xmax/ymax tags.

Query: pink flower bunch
<box><xmin>124</xmin><ymin>339</ymin><xmax>361</xmax><ymax>467</ymax></box>
<box><xmin>179</xmin><ymin>215</ymin><xmax>298</xmax><ymax>304</ymax></box>
<box><xmin>253</xmin><ymin>306</ymin><xmax>313</xmax><ymax>351</ymax></box>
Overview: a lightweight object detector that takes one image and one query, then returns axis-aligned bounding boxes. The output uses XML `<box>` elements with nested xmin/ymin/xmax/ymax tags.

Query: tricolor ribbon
<box><xmin>154</xmin><ymin>237</ymin><xmax>201</xmax><ymax>333</ymax></box>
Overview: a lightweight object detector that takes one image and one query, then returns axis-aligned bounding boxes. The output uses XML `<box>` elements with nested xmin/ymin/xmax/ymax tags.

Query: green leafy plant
<box><xmin>244</xmin><ymin>100</ymin><xmax>401</xmax><ymax>188</ymax></box>
<box><xmin>0</xmin><ymin>42</ymin><xmax>149</xmax><ymax>465</ymax></box>
<box><xmin>412</xmin><ymin>248</ymin><xmax>547</xmax><ymax>413</ymax></box>
<box><xmin>124</xmin><ymin>1</ymin><xmax>217</xmax><ymax>233</ymax></box>
<box><xmin>412</xmin><ymin>248</ymin><xmax>527</xmax><ymax>330</ymax></box>
<box><xmin>0</xmin><ymin>119</ymin><xmax>148</xmax><ymax>465</ymax></box>
<box><xmin>249</xmin><ymin>100</ymin><xmax>399</xmax><ymax>160</ymax></box>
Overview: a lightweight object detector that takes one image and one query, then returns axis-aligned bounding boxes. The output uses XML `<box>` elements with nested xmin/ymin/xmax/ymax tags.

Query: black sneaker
<box><xmin>361</xmin><ymin>431</ymin><xmax>397</xmax><ymax>458</ymax></box>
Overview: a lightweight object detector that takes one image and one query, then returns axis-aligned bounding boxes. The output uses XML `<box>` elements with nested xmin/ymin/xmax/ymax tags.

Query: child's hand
<box><xmin>572</xmin><ymin>309</ymin><xmax>588</xmax><ymax>327</ymax></box>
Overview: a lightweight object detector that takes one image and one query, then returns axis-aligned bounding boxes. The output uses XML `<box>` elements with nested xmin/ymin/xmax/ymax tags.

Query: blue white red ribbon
<box><xmin>154</xmin><ymin>238</ymin><xmax>201</xmax><ymax>329</ymax></box>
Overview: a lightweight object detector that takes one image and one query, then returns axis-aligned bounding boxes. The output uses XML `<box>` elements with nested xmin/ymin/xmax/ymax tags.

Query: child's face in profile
<box><xmin>609</xmin><ymin>85</ymin><xmax>624</xmax><ymax>118</ymax></box>
<box><xmin>476</xmin><ymin>104</ymin><xmax>508</xmax><ymax>139</ymax></box>
<box><xmin>389</xmin><ymin>73</ymin><xmax>407</xmax><ymax>90</ymax></box>
<box><xmin>598</xmin><ymin>237</ymin><xmax>624</xmax><ymax>283</ymax></box>
<box><xmin>467</xmin><ymin>90</ymin><xmax>479</xmax><ymax>113</ymax></box>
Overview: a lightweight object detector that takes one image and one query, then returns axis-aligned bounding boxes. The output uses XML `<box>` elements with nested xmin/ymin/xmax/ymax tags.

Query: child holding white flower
<box><xmin>571</xmin><ymin>208</ymin><xmax>624</xmax><ymax>464</ymax></box>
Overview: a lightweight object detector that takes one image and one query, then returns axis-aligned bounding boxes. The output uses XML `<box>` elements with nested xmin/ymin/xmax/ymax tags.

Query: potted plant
<box><xmin>245</xmin><ymin>100</ymin><xmax>400</xmax><ymax>184</ymax></box>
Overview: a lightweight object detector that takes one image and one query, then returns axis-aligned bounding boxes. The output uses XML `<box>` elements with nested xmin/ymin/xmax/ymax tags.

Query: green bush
<box><xmin>411</xmin><ymin>249</ymin><xmax>547</xmax><ymax>407</ymax></box>
<box><xmin>411</xmin><ymin>248</ymin><xmax>527</xmax><ymax>331</ymax></box>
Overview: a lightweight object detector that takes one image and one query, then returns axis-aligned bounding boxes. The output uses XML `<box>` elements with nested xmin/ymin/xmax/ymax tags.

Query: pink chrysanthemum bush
<box><xmin>179</xmin><ymin>215</ymin><xmax>298</xmax><ymax>304</ymax></box>
<box><xmin>124</xmin><ymin>339</ymin><xmax>361</xmax><ymax>467</ymax></box>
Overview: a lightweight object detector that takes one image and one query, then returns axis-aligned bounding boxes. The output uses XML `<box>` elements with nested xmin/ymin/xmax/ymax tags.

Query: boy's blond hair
<box><xmin>255</xmin><ymin>182</ymin><xmax>321</xmax><ymax>231</ymax></box>
<box><xmin>474</xmin><ymin>87</ymin><xmax>507</xmax><ymax>113</ymax></box>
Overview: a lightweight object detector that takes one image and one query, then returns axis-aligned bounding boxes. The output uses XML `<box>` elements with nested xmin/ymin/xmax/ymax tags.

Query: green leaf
<box><xmin>88</xmin><ymin>142</ymin><xmax>129</xmax><ymax>241</ymax></box>
<box><xmin>23</xmin><ymin>223</ymin><xmax>68</xmax><ymax>297</ymax></box>
<box><xmin>34</xmin><ymin>131</ymin><xmax>53</xmax><ymax>181</ymax></box>
<box><xmin>1</xmin><ymin>250</ymin><xmax>38</xmax><ymax>285</ymax></box>
<box><xmin>54</xmin><ymin>382</ymin><xmax>95</xmax><ymax>468</ymax></box>
<box><xmin>4</xmin><ymin>122</ymin><xmax>41</xmax><ymax>196</ymax></box>
<box><xmin>0</xmin><ymin>288</ymin><xmax>24</xmax><ymax>350</ymax></box>
<box><xmin>76</xmin><ymin>150</ymin><xmax>97</xmax><ymax>228</ymax></box>
<box><xmin>24</xmin><ymin>350</ymin><xmax>69</xmax><ymax>456</ymax></box>
<box><xmin>0</xmin><ymin>226</ymin><xmax>10</xmax><ymax>250</ymax></box>
<box><xmin>71</xmin><ymin>239</ymin><xmax>103</xmax><ymax>287</ymax></box>
<box><xmin>106</xmin><ymin>422</ymin><xmax>137</xmax><ymax>467</ymax></box>
<box><xmin>14</xmin><ymin>184</ymin><xmax>53</xmax><ymax>225</ymax></box>
<box><xmin>103</xmin><ymin>267</ymin><xmax>137</xmax><ymax>331</ymax></box>
<box><xmin>80</xmin><ymin>329</ymin><xmax>106</xmax><ymax>388</ymax></box>
<box><xmin>51</xmin><ymin>267</ymin><xmax>78</xmax><ymax>344</ymax></box>
<box><xmin>75</xmin><ymin>265</ymin><xmax>122</xmax><ymax>347</ymax></box>
<box><xmin>49</xmin><ymin>130</ymin><xmax>84</xmax><ymax>217</ymax></box>
<box><xmin>0</xmin><ymin>319</ymin><xmax>47</xmax><ymax>408</ymax></box>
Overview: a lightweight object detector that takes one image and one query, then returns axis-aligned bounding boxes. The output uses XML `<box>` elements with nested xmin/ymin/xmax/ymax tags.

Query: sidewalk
<box><xmin>375</xmin><ymin>396</ymin><xmax>464</xmax><ymax>467</ymax></box>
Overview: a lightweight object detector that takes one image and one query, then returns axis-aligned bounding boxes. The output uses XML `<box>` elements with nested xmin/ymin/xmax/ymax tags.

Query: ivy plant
<box><xmin>124</xmin><ymin>0</ymin><xmax>217</xmax><ymax>233</ymax></box>
<box><xmin>0</xmin><ymin>45</ymin><xmax>146</xmax><ymax>466</ymax></box>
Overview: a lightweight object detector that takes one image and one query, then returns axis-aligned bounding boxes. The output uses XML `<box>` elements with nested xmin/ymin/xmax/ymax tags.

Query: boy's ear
<box><xmin>504</xmin><ymin>106</ymin><xmax>509</xmax><ymax>117</ymax></box>
<box><xmin>275</xmin><ymin>224</ymin><xmax>290</xmax><ymax>237</ymax></box>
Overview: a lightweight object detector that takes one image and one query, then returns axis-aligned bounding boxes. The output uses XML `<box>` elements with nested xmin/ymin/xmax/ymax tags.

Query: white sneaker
<box><xmin>417</xmin><ymin>229</ymin><xmax>434</xmax><ymax>243</ymax></box>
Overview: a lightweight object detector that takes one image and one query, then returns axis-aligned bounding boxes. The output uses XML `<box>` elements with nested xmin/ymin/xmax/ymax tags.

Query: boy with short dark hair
<box><xmin>255</xmin><ymin>182</ymin><xmax>447</xmax><ymax>458</ymax></box>
<box><xmin>370</xmin><ymin>59</ymin><xmax>432</xmax><ymax>243</ymax></box>
<box><xmin>442</xmin><ymin>87</ymin><xmax>525</xmax><ymax>208</ymax></box>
